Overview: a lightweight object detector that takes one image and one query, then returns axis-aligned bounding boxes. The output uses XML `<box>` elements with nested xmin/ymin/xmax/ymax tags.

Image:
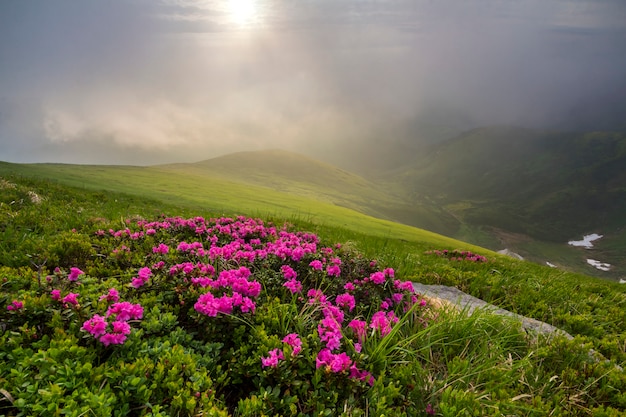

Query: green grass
<box><xmin>0</xmin><ymin>161</ymin><xmax>473</xmax><ymax>252</ymax></box>
<box><xmin>1</xmin><ymin>164</ymin><xmax>626</xmax><ymax>416</ymax></box>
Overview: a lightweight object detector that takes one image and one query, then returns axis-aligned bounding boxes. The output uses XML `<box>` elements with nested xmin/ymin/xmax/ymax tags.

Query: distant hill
<box><xmin>158</xmin><ymin>149</ymin><xmax>461</xmax><ymax>236</ymax></box>
<box><xmin>386</xmin><ymin>126</ymin><xmax>626</xmax><ymax>278</ymax></box>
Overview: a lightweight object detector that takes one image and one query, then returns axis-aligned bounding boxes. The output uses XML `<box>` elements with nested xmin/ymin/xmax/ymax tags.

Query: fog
<box><xmin>1</xmin><ymin>0</ymin><xmax>625</xmax><ymax>165</ymax></box>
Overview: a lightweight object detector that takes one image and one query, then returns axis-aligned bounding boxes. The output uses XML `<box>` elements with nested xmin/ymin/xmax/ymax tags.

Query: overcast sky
<box><xmin>1</xmin><ymin>0</ymin><xmax>626</xmax><ymax>165</ymax></box>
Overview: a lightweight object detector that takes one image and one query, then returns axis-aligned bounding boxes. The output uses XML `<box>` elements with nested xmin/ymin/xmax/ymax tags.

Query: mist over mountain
<box><xmin>2</xmin><ymin>1</ymin><xmax>626</xmax><ymax>165</ymax></box>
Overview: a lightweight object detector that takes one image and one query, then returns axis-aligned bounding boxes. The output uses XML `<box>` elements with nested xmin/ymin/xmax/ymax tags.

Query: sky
<box><xmin>1</xmin><ymin>0</ymin><xmax>626</xmax><ymax>165</ymax></box>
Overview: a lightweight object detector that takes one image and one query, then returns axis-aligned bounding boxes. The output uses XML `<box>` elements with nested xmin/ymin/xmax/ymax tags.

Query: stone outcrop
<box><xmin>412</xmin><ymin>282</ymin><xmax>573</xmax><ymax>340</ymax></box>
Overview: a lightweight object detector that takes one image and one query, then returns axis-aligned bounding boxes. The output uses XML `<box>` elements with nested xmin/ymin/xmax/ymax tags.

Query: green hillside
<box><xmin>159</xmin><ymin>149</ymin><xmax>461</xmax><ymax>237</ymax></box>
<box><xmin>0</xmin><ymin>161</ymin><xmax>464</xmax><ymax>251</ymax></box>
<box><xmin>390</xmin><ymin>127</ymin><xmax>626</xmax><ymax>279</ymax></box>
<box><xmin>1</xmin><ymin>165</ymin><xmax>625</xmax><ymax>416</ymax></box>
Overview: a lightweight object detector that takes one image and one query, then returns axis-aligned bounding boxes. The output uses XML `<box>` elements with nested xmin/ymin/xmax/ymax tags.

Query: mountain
<box><xmin>386</xmin><ymin>126</ymin><xmax>626</xmax><ymax>278</ymax></box>
<box><xmin>158</xmin><ymin>150</ymin><xmax>461</xmax><ymax>236</ymax></box>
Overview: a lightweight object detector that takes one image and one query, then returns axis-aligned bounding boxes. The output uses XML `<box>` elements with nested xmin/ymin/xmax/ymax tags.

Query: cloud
<box><xmin>1</xmin><ymin>0</ymin><xmax>626</xmax><ymax>164</ymax></box>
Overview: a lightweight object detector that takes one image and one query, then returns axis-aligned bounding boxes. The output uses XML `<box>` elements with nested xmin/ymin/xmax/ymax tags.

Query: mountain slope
<box><xmin>0</xmin><ymin>160</ymin><xmax>467</xmax><ymax>251</ymax></box>
<box><xmin>390</xmin><ymin>127</ymin><xmax>626</xmax><ymax>278</ymax></box>
<box><xmin>157</xmin><ymin>149</ymin><xmax>461</xmax><ymax>236</ymax></box>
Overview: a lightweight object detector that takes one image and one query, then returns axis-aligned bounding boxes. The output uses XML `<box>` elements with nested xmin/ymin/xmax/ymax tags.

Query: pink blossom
<box><xmin>344</xmin><ymin>282</ymin><xmax>356</xmax><ymax>292</ymax></box>
<box><xmin>99</xmin><ymin>332</ymin><xmax>127</xmax><ymax>346</ymax></box>
<box><xmin>152</xmin><ymin>243</ymin><xmax>169</xmax><ymax>254</ymax></box>
<box><xmin>369</xmin><ymin>271</ymin><xmax>386</xmax><ymax>285</ymax></box>
<box><xmin>111</xmin><ymin>320</ymin><xmax>131</xmax><ymax>335</ymax></box>
<box><xmin>50</xmin><ymin>289</ymin><xmax>61</xmax><ymax>301</ymax></box>
<box><xmin>7</xmin><ymin>300</ymin><xmax>23</xmax><ymax>311</ymax></box>
<box><xmin>348</xmin><ymin>319</ymin><xmax>367</xmax><ymax>344</ymax></box>
<box><xmin>318</xmin><ymin>317</ymin><xmax>342</xmax><ymax>351</ymax></box>
<box><xmin>106</xmin><ymin>302</ymin><xmax>143</xmax><ymax>321</ymax></box>
<box><xmin>130</xmin><ymin>267</ymin><xmax>152</xmax><ymax>288</ymax></box>
<box><xmin>316</xmin><ymin>349</ymin><xmax>352</xmax><ymax>373</ymax></box>
<box><xmin>394</xmin><ymin>280</ymin><xmax>414</xmax><ymax>292</ymax></box>
<box><xmin>240</xmin><ymin>297</ymin><xmax>256</xmax><ymax>313</ymax></box>
<box><xmin>81</xmin><ymin>314</ymin><xmax>108</xmax><ymax>338</ymax></box>
<box><xmin>392</xmin><ymin>293</ymin><xmax>404</xmax><ymax>304</ymax></box>
<box><xmin>349</xmin><ymin>364</ymin><xmax>375</xmax><ymax>386</ymax></box>
<box><xmin>370</xmin><ymin>311</ymin><xmax>398</xmax><ymax>336</ymax></box>
<box><xmin>99</xmin><ymin>288</ymin><xmax>120</xmax><ymax>303</ymax></box>
<box><xmin>307</xmin><ymin>289</ymin><xmax>327</xmax><ymax>304</ymax></box>
<box><xmin>62</xmin><ymin>293</ymin><xmax>79</xmax><ymax>307</ymax></box>
<box><xmin>68</xmin><ymin>267</ymin><xmax>84</xmax><ymax>282</ymax></box>
<box><xmin>282</xmin><ymin>333</ymin><xmax>302</xmax><ymax>356</ymax></box>
<box><xmin>280</xmin><ymin>265</ymin><xmax>297</xmax><ymax>280</ymax></box>
<box><xmin>325</xmin><ymin>264</ymin><xmax>340</xmax><ymax>277</ymax></box>
<box><xmin>283</xmin><ymin>279</ymin><xmax>303</xmax><ymax>294</ymax></box>
<box><xmin>309</xmin><ymin>260</ymin><xmax>323</xmax><ymax>271</ymax></box>
<box><xmin>335</xmin><ymin>293</ymin><xmax>356</xmax><ymax>312</ymax></box>
<box><xmin>261</xmin><ymin>348</ymin><xmax>284</xmax><ymax>368</ymax></box>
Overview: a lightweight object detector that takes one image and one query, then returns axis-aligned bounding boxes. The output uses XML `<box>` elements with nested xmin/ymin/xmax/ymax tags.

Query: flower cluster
<box><xmin>6</xmin><ymin>300</ymin><xmax>23</xmax><ymax>311</ymax></box>
<box><xmin>86</xmin><ymin>215</ymin><xmax>426</xmax><ymax>386</ymax></box>
<box><xmin>82</xmin><ymin>301</ymin><xmax>143</xmax><ymax>346</ymax></box>
<box><xmin>261</xmin><ymin>333</ymin><xmax>303</xmax><ymax>368</ymax></box>
<box><xmin>426</xmin><ymin>249</ymin><xmax>488</xmax><ymax>262</ymax></box>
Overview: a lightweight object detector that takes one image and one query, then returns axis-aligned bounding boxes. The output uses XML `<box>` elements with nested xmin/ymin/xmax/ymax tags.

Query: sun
<box><xmin>227</xmin><ymin>0</ymin><xmax>258</xmax><ymax>28</ymax></box>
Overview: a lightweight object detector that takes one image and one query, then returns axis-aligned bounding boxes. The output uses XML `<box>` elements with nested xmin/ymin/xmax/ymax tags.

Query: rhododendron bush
<box><xmin>1</xmin><ymin>216</ymin><xmax>437</xmax><ymax>416</ymax></box>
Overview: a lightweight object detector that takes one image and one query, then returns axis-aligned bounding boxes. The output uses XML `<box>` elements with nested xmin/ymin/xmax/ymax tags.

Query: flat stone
<box><xmin>412</xmin><ymin>282</ymin><xmax>573</xmax><ymax>340</ymax></box>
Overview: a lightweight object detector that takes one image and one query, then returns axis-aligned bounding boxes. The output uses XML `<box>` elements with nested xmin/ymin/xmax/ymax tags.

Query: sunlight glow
<box><xmin>227</xmin><ymin>0</ymin><xmax>258</xmax><ymax>27</ymax></box>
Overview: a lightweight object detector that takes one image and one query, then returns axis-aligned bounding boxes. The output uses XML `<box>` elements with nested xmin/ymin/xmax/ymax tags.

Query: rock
<box><xmin>412</xmin><ymin>282</ymin><xmax>572</xmax><ymax>340</ymax></box>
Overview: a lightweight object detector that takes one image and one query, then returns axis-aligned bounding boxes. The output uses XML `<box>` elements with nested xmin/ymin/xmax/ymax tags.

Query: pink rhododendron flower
<box><xmin>62</xmin><ymin>293</ymin><xmax>79</xmax><ymax>307</ymax></box>
<box><xmin>316</xmin><ymin>349</ymin><xmax>352</xmax><ymax>373</ymax></box>
<box><xmin>130</xmin><ymin>267</ymin><xmax>152</xmax><ymax>288</ymax></box>
<box><xmin>392</xmin><ymin>293</ymin><xmax>404</xmax><ymax>304</ymax></box>
<box><xmin>348</xmin><ymin>319</ymin><xmax>367</xmax><ymax>344</ymax></box>
<box><xmin>50</xmin><ymin>289</ymin><xmax>61</xmax><ymax>301</ymax></box>
<box><xmin>309</xmin><ymin>260</ymin><xmax>323</xmax><ymax>271</ymax></box>
<box><xmin>318</xmin><ymin>317</ymin><xmax>342</xmax><ymax>351</ymax></box>
<box><xmin>111</xmin><ymin>320</ymin><xmax>131</xmax><ymax>335</ymax></box>
<box><xmin>261</xmin><ymin>348</ymin><xmax>284</xmax><ymax>368</ymax></box>
<box><xmin>68</xmin><ymin>267</ymin><xmax>84</xmax><ymax>282</ymax></box>
<box><xmin>106</xmin><ymin>302</ymin><xmax>143</xmax><ymax>321</ymax></box>
<box><xmin>99</xmin><ymin>332</ymin><xmax>127</xmax><ymax>346</ymax></box>
<box><xmin>99</xmin><ymin>288</ymin><xmax>120</xmax><ymax>303</ymax></box>
<box><xmin>282</xmin><ymin>333</ymin><xmax>302</xmax><ymax>356</ymax></box>
<box><xmin>82</xmin><ymin>314</ymin><xmax>108</xmax><ymax>338</ymax></box>
<box><xmin>280</xmin><ymin>265</ymin><xmax>297</xmax><ymax>280</ymax></box>
<box><xmin>349</xmin><ymin>364</ymin><xmax>375</xmax><ymax>386</ymax></box>
<box><xmin>369</xmin><ymin>271</ymin><xmax>386</xmax><ymax>285</ymax></box>
<box><xmin>152</xmin><ymin>243</ymin><xmax>169</xmax><ymax>254</ymax></box>
<box><xmin>283</xmin><ymin>279</ymin><xmax>303</xmax><ymax>294</ymax></box>
<box><xmin>326</xmin><ymin>265</ymin><xmax>341</xmax><ymax>277</ymax></box>
<box><xmin>344</xmin><ymin>282</ymin><xmax>356</xmax><ymax>292</ymax></box>
<box><xmin>370</xmin><ymin>311</ymin><xmax>399</xmax><ymax>336</ymax></box>
<box><xmin>335</xmin><ymin>293</ymin><xmax>356</xmax><ymax>312</ymax></box>
<box><xmin>7</xmin><ymin>300</ymin><xmax>23</xmax><ymax>311</ymax></box>
<box><xmin>394</xmin><ymin>279</ymin><xmax>414</xmax><ymax>292</ymax></box>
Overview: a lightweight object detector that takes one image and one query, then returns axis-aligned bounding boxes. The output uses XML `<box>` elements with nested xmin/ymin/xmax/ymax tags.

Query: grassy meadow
<box><xmin>1</xmin><ymin>164</ymin><xmax>625</xmax><ymax>416</ymax></box>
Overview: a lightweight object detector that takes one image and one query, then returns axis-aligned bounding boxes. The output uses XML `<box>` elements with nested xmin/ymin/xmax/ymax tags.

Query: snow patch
<box><xmin>619</xmin><ymin>279</ymin><xmax>626</xmax><ymax>284</ymax></box>
<box><xmin>587</xmin><ymin>259</ymin><xmax>611</xmax><ymax>272</ymax></box>
<box><xmin>546</xmin><ymin>262</ymin><xmax>557</xmax><ymax>268</ymax></box>
<box><xmin>568</xmin><ymin>233</ymin><xmax>603</xmax><ymax>248</ymax></box>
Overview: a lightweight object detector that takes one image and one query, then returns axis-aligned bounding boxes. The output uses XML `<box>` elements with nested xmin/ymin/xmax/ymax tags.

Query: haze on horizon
<box><xmin>1</xmin><ymin>0</ymin><xmax>625</xmax><ymax>166</ymax></box>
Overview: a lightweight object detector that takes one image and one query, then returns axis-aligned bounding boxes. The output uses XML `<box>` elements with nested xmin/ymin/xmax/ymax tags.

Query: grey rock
<box><xmin>412</xmin><ymin>282</ymin><xmax>573</xmax><ymax>340</ymax></box>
